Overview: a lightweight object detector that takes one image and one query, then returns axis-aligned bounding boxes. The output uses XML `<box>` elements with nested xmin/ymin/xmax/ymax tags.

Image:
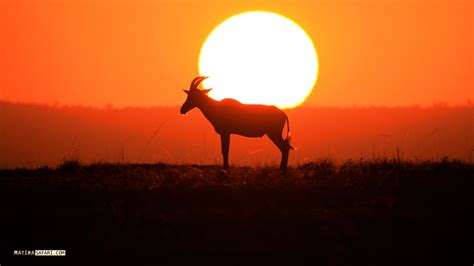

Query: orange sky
<box><xmin>0</xmin><ymin>0</ymin><xmax>472</xmax><ymax>107</ymax></box>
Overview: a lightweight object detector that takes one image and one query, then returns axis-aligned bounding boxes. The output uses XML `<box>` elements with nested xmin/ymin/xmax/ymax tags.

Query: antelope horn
<box><xmin>190</xmin><ymin>76</ymin><xmax>208</xmax><ymax>90</ymax></box>
<box><xmin>190</xmin><ymin>76</ymin><xmax>202</xmax><ymax>90</ymax></box>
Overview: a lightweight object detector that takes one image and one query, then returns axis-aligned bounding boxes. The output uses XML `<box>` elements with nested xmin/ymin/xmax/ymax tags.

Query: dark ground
<box><xmin>0</xmin><ymin>159</ymin><xmax>472</xmax><ymax>265</ymax></box>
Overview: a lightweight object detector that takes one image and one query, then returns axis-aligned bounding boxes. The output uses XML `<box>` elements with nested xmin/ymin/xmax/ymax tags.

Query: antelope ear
<box><xmin>183</xmin><ymin>89</ymin><xmax>189</xmax><ymax>94</ymax></box>
<box><xmin>202</xmin><ymin>89</ymin><xmax>212</xmax><ymax>94</ymax></box>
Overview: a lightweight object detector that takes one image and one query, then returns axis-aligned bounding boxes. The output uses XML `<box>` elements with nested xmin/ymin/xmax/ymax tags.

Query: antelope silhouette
<box><xmin>180</xmin><ymin>76</ymin><xmax>293</xmax><ymax>170</ymax></box>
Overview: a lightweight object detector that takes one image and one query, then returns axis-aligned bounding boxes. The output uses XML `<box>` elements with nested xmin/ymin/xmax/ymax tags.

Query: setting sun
<box><xmin>199</xmin><ymin>11</ymin><xmax>319</xmax><ymax>109</ymax></box>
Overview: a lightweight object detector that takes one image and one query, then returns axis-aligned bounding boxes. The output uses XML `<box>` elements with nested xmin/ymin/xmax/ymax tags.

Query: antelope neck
<box><xmin>197</xmin><ymin>95</ymin><xmax>219</xmax><ymax>123</ymax></box>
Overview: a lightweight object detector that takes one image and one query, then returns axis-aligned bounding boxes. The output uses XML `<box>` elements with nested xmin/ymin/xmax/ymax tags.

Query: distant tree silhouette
<box><xmin>180</xmin><ymin>76</ymin><xmax>293</xmax><ymax>170</ymax></box>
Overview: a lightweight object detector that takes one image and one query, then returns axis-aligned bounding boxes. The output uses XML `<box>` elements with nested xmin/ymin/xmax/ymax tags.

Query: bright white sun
<box><xmin>199</xmin><ymin>11</ymin><xmax>319</xmax><ymax>109</ymax></box>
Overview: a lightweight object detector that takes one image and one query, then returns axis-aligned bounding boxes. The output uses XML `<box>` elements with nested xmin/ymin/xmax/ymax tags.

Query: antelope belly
<box><xmin>234</xmin><ymin>130</ymin><xmax>266</xmax><ymax>138</ymax></box>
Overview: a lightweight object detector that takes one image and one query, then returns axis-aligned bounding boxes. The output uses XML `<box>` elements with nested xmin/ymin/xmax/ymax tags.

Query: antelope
<box><xmin>180</xmin><ymin>76</ymin><xmax>293</xmax><ymax>170</ymax></box>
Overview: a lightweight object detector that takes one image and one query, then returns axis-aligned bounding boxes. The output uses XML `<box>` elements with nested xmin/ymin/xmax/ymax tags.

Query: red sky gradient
<box><xmin>0</xmin><ymin>0</ymin><xmax>472</xmax><ymax>107</ymax></box>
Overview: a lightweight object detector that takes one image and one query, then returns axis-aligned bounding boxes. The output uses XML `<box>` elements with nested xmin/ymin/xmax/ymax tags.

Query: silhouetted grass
<box><xmin>0</xmin><ymin>159</ymin><xmax>472</xmax><ymax>265</ymax></box>
<box><xmin>58</xmin><ymin>157</ymin><xmax>82</xmax><ymax>171</ymax></box>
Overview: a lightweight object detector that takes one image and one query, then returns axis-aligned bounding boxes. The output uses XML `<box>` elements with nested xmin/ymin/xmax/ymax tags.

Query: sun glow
<box><xmin>199</xmin><ymin>11</ymin><xmax>318</xmax><ymax>109</ymax></box>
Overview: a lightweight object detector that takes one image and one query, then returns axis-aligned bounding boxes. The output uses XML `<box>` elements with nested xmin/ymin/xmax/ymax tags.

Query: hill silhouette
<box><xmin>0</xmin><ymin>102</ymin><xmax>472</xmax><ymax>168</ymax></box>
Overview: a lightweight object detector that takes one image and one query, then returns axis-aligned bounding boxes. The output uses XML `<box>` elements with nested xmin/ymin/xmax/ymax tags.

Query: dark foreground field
<box><xmin>0</xmin><ymin>159</ymin><xmax>473</xmax><ymax>265</ymax></box>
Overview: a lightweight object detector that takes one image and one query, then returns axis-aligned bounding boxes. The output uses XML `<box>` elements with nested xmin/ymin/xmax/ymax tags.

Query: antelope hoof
<box><xmin>217</xmin><ymin>169</ymin><xmax>229</xmax><ymax>179</ymax></box>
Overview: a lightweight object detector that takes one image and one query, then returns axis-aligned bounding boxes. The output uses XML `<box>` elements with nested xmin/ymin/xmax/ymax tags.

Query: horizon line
<box><xmin>0</xmin><ymin>99</ymin><xmax>473</xmax><ymax>110</ymax></box>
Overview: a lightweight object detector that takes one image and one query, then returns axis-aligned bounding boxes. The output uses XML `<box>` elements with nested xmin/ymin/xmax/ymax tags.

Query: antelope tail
<box><xmin>285</xmin><ymin>115</ymin><xmax>295</xmax><ymax>150</ymax></box>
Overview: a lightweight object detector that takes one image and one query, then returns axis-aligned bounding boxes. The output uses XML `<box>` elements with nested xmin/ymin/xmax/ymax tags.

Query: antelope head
<box><xmin>180</xmin><ymin>76</ymin><xmax>212</xmax><ymax>114</ymax></box>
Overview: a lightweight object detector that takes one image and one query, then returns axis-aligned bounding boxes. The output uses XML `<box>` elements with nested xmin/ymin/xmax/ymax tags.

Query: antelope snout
<box><xmin>180</xmin><ymin>106</ymin><xmax>188</xmax><ymax>115</ymax></box>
